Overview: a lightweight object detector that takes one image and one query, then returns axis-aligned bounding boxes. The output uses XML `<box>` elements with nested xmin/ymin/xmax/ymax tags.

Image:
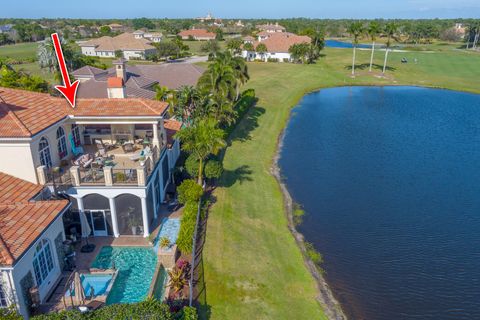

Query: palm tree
<box><xmin>175</xmin><ymin>118</ymin><xmax>226</xmax><ymax>185</ymax></box>
<box><xmin>175</xmin><ymin>86</ymin><xmax>204</xmax><ymax>125</ymax></box>
<box><xmin>256</xmin><ymin>43</ymin><xmax>268</xmax><ymax>61</ymax></box>
<box><xmin>197</xmin><ymin>56</ymin><xmax>237</xmax><ymax>101</ymax></box>
<box><xmin>367</xmin><ymin>21</ymin><xmax>381</xmax><ymax>72</ymax></box>
<box><xmin>347</xmin><ymin>22</ymin><xmax>365</xmax><ymax>76</ymax></box>
<box><xmin>382</xmin><ymin>22</ymin><xmax>398</xmax><ymax>75</ymax></box>
<box><xmin>154</xmin><ymin>85</ymin><xmax>170</xmax><ymax>102</ymax></box>
<box><xmin>215</xmin><ymin>51</ymin><xmax>250</xmax><ymax>100</ymax></box>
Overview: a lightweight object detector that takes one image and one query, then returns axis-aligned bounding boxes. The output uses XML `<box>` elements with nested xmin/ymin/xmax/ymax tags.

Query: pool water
<box><xmin>153</xmin><ymin>218</ymin><xmax>181</xmax><ymax>253</ymax></box>
<box><xmin>91</xmin><ymin>246</ymin><xmax>157</xmax><ymax>304</ymax></box>
<box><xmin>81</xmin><ymin>274</ymin><xmax>112</xmax><ymax>296</ymax></box>
<box><xmin>326</xmin><ymin>39</ymin><xmax>375</xmax><ymax>49</ymax></box>
<box><xmin>151</xmin><ymin>267</ymin><xmax>168</xmax><ymax>300</ymax></box>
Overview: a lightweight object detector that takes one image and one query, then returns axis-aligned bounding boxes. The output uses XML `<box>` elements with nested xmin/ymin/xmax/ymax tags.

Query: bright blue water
<box><xmin>153</xmin><ymin>218</ymin><xmax>181</xmax><ymax>253</ymax></box>
<box><xmin>326</xmin><ymin>39</ymin><xmax>374</xmax><ymax>49</ymax></box>
<box><xmin>81</xmin><ymin>274</ymin><xmax>112</xmax><ymax>296</ymax></box>
<box><xmin>91</xmin><ymin>246</ymin><xmax>157</xmax><ymax>304</ymax></box>
<box><xmin>279</xmin><ymin>86</ymin><xmax>480</xmax><ymax>320</ymax></box>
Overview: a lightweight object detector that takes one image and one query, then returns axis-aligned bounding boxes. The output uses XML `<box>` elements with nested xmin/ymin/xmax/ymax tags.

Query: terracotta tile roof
<box><xmin>254</xmin><ymin>33</ymin><xmax>311</xmax><ymax>53</ymax></box>
<box><xmin>107</xmin><ymin>77</ymin><xmax>124</xmax><ymax>88</ymax></box>
<box><xmin>164</xmin><ymin>119</ymin><xmax>182</xmax><ymax>147</ymax></box>
<box><xmin>178</xmin><ymin>29</ymin><xmax>216</xmax><ymax>39</ymax></box>
<box><xmin>81</xmin><ymin>33</ymin><xmax>155</xmax><ymax>52</ymax></box>
<box><xmin>0</xmin><ymin>172</ymin><xmax>69</xmax><ymax>266</ymax></box>
<box><xmin>0</xmin><ymin>88</ymin><xmax>68</xmax><ymax>138</ymax></box>
<box><xmin>0</xmin><ymin>87</ymin><xmax>169</xmax><ymax>138</ymax></box>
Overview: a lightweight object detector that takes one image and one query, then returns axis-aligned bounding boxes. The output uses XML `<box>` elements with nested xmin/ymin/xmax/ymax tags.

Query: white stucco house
<box><xmin>241</xmin><ymin>32</ymin><xmax>311</xmax><ymax>62</ymax></box>
<box><xmin>133</xmin><ymin>30</ymin><xmax>163</xmax><ymax>43</ymax></box>
<box><xmin>79</xmin><ymin>32</ymin><xmax>157</xmax><ymax>60</ymax></box>
<box><xmin>0</xmin><ymin>81</ymin><xmax>181</xmax><ymax>317</ymax></box>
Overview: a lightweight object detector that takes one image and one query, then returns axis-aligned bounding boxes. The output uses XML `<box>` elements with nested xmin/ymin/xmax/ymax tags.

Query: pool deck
<box><xmin>37</xmin><ymin>205</ymin><xmax>183</xmax><ymax>315</ymax></box>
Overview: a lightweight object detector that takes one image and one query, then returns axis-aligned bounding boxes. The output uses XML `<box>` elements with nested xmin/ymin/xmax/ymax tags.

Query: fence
<box><xmin>112</xmin><ymin>168</ymin><xmax>138</xmax><ymax>185</ymax></box>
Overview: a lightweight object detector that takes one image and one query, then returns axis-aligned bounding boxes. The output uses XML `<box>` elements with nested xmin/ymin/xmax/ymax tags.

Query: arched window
<box><xmin>71</xmin><ymin>124</ymin><xmax>81</xmax><ymax>147</ymax></box>
<box><xmin>32</xmin><ymin>239</ymin><xmax>55</xmax><ymax>286</ymax></box>
<box><xmin>56</xmin><ymin>127</ymin><xmax>67</xmax><ymax>159</ymax></box>
<box><xmin>0</xmin><ymin>282</ymin><xmax>8</xmax><ymax>307</ymax></box>
<box><xmin>38</xmin><ymin>137</ymin><xmax>52</xmax><ymax>168</ymax></box>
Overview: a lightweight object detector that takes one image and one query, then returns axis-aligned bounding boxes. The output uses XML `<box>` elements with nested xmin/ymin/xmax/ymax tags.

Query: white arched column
<box><xmin>108</xmin><ymin>198</ymin><xmax>120</xmax><ymax>238</ymax></box>
<box><xmin>141</xmin><ymin>196</ymin><xmax>149</xmax><ymax>237</ymax></box>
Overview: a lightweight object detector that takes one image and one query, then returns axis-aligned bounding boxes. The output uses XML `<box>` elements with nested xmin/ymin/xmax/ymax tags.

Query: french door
<box><xmin>89</xmin><ymin>210</ymin><xmax>108</xmax><ymax>236</ymax></box>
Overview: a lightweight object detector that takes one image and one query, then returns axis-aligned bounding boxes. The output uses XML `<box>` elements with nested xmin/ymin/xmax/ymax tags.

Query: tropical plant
<box><xmin>204</xmin><ymin>159</ymin><xmax>224</xmax><ymax>180</ymax></box>
<box><xmin>176</xmin><ymin>201</ymin><xmax>199</xmax><ymax>254</ymax></box>
<box><xmin>159</xmin><ymin>236</ymin><xmax>171</xmax><ymax>249</ymax></box>
<box><xmin>173</xmin><ymin>86</ymin><xmax>206</xmax><ymax>125</ymax></box>
<box><xmin>367</xmin><ymin>21</ymin><xmax>381</xmax><ymax>72</ymax></box>
<box><xmin>181</xmin><ymin>306</ymin><xmax>198</xmax><ymax>320</ymax></box>
<box><xmin>200</xmin><ymin>40</ymin><xmax>220</xmax><ymax>59</ymax></box>
<box><xmin>0</xmin><ymin>67</ymin><xmax>49</xmax><ymax>93</ymax></box>
<box><xmin>255</xmin><ymin>43</ymin><xmax>268</xmax><ymax>61</ymax></box>
<box><xmin>154</xmin><ymin>85</ymin><xmax>171</xmax><ymax>102</ymax></box>
<box><xmin>347</xmin><ymin>21</ymin><xmax>365</xmax><ymax>76</ymax></box>
<box><xmin>185</xmin><ymin>154</ymin><xmax>200</xmax><ymax>178</ymax></box>
<box><xmin>243</xmin><ymin>42</ymin><xmax>254</xmax><ymax>52</ymax></box>
<box><xmin>226</xmin><ymin>37</ymin><xmax>243</xmax><ymax>55</ymax></box>
<box><xmin>167</xmin><ymin>267</ymin><xmax>187</xmax><ymax>297</ymax></box>
<box><xmin>175</xmin><ymin>118</ymin><xmax>226</xmax><ymax>184</ymax></box>
<box><xmin>177</xmin><ymin>179</ymin><xmax>204</xmax><ymax>204</ymax></box>
<box><xmin>383</xmin><ymin>22</ymin><xmax>398</xmax><ymax>75</ymax></box>
<box><xmin>289</xmin><ymin>43</ymin><xmax>310</xmax><ymax>64</ymax></box>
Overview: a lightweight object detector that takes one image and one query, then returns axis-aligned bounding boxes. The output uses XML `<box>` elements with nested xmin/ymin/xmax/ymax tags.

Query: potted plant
<box><xmin>127</xmin><ymin>210</ymin><xmax>141</xmax><ymax>235</ymax></box>
<box><xmin>159</xmin><ymin>236</ymin><xmax>171</xmax><ymax>249</ymax></box>
<box><xmin>139</xmin><ymin>155</ymin><xmax>146</xmax><ymax>167</ymax></box>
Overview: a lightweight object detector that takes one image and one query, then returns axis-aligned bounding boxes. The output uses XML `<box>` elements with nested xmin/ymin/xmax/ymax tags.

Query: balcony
<box><xmin>38</xmin><ymin>143</ymin><xmax>161</xmax><ymax>188</ymax></box>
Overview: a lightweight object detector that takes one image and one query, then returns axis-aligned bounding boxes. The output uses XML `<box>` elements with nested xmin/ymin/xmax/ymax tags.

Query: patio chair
<box><xmin>122</xmin><ymin>142</ymin><xmax>135</xmax><ymax>153</ymax></box>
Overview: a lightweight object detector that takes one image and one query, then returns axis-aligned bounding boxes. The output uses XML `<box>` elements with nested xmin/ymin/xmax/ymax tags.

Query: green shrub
<box><xmin>304</xmin><ymin>242</ymin><xmax>324</xmax><ymax>273</ymax></box>
<box><xmin>0</xmin><ymin>306</ymin><xmax>22</xmax><ymax>320</ymax></box>
<box><xmin>184</xmin><ymin>154</ymin><xmax>200</xmax><ymax>178</ymax></box>
<box><xmin>181</xmin><ymin>306</ymin><xmax>198</xmax><ymax>320</ymax></box>
<box><xmin>32</xmin><ymin>299</ymin><xmax>183</xmax><ymax>320</ymax></box>
<box><xmin>177</xmin><ymin>179</ymin><xmax>203</xmax><ymax>204</ymax></box>
<box><xmin>292</xmin><ymin>203</ymin><xmax>305</xmax><ymax>226</ymax></box>
<box><xmin>204</xmin><ymin>160</ymin><xmax>224</xmax><ymax>180</ymax></box>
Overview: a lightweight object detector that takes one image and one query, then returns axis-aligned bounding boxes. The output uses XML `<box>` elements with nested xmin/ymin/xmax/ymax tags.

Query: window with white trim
<box><xmin>38</xmin><ymin>137</ymin><xmax>52</xmax><ymax>168</ymax></box>
<box><xmin>0</xmin><ymin>281</ymin><xmax>8</xmax><ymax>308</ymax></box>
<box><xmin>56</xmin><ymin>127</ymin><xmax>67</xmax><ymax>159</ymax></box>
<box><xmin>71</xmin><ymin>124</ymin><xmax>81</xmax><ymax>147</ymax></box>
<box><xmin>32</xmin><ymin>239</ymin><xmax>55</xmax><ymax>287</ymax></box>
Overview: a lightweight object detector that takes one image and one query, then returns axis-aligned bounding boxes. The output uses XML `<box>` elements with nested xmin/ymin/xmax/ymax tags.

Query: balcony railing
<box><xmin>37</xmin><ymin>146</ymin><xmax>162</xmax><ymax>188</ymax></box>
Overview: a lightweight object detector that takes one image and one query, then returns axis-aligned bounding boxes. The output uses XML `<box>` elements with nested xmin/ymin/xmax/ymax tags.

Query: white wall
<box><xmin>0</xmin><ymin>142</ymin><xmax>37</xmax><ymax>183</ymax></box>
<box><xmin>11</xmin><ymin>214</ymin><xmax>65</xmax><ymax>318</ymax></box>
<box><xmin>123</xmin><ymin>50</ymin><xmax>145</xmax><ymax>60</ymax></box>
<box><xmin>80</xmin><ymin>46</ymin><xmax>96</xmax><ymax>57</ymax></box>
<box><xmin>241</xmin><ymin>50</ymin><xmax>291</xmax><ymax>62</ymax></box>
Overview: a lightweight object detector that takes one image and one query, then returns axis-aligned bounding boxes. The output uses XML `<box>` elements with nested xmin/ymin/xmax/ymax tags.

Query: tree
<box><xmin>226</xmin><ymin>37</ymin><xmax>243</xmax><ymax>55</ymax></box>
<box><xmin>154</xmin><ymin>42</ymin><xmax>180</xmax><ymax>60</ymax></box>
<box><xmin>197</xmin><ymin>55</ymin><xmax>236</xmax><ymax>102</ymax></box>
<box><xmin>289</xmin><ymin>43</ymin><xmax>310</xmax><ymax>64</ymax></box>
<box><xmin>201</xmin><ymin>40</ymin><xmax>220</xmax><ymax>59</ymax></box>
<box><xmin>37</xmin><ymin>37</ymin><xmax>77</xmax><ymax>83</ymax></box>
<box><xmin>175</xmin><ymin>118</ymin><xmax>226</xmax><ymax>185</ymax></box>
<box><xmin>367</xmin><ymin>21</ymin><xmax>381</xmax><ymax>72</ymax></box>
<box><xmin>214</xmin><ymin>28</ymin><xmax>224</xmax><ymax>41</ymax></box>
<box><xmin>243</xmin><ymin>42</ymin><xmax>254</xmax><ymax>52</ymax></box>
<box><xmin>0</xmin><ymin>66</ymin><xmax>49</xmax><ymax>92</ymax></box>
<box><xmin>154</xmin><ymin>85</ymin><xmax>171</xmax><ymax>102</ymax></box>
<box><xmin>300</xmin><ymin>28</ymin><xmax>325</xmax><ymax>62</ymax></box>
<box><xmin>383</xmin><ymin>22</ymin><xmax>398</xmax><ymax>75</ymax></box>
<box><xmin>256</xmin><ymin>43</ymin><xmax>268</xmax><ymax>61</ymax></box>
<box><xmin>115</xmin><ymin>50</ymin><xmax>123</xmax><ymax>58</ymax></box>
<box><xmin>177</xmin><ymin>179</ymin><xmax>203</xmax><ymax>204</ymax></box>
<box><xmin>174</xmin><ymin>86</ymin><xmax>206</xmax><ymax>124</ymax></box>
<box><xmin>98</xmin><ymin>25</ymin><xmax>112</xmax><ymax>36</ymax></box>
<box><xmin>132</xmin><ymin>17</ymin><xmax>155</xmax><ymax>30</ymax></box>
<box><xmin>347</xmin><ymin>21</ymin><xmax>365</xmax><ymax>76</ymax></box>
<box><xmin>205</xmin><ymin>159</ymin><xmax>224</xmax><ymax>180</ymax></box>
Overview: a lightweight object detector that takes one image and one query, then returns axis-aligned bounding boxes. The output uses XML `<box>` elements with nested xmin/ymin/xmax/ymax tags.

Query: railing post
<box><xmin>36</xmin><ymin>166</ymin><xmax>48</xmax><ymax>185</ymax></box>
<box><xmin>104</xmin><ymin>166</ymin><xmax>113</xmax><ymax>186</ymax></box>
<box><xmin>137</xmin><ymin>167</ymin><xmax>146</xmax><ymax>186</ymax></box>
<box><xmin>69</xmin><ymin>166</ymin><xmax>81</xmax><ymax>186</ymax></box>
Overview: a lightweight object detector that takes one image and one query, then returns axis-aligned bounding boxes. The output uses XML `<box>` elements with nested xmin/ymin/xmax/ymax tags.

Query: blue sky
<box><xmin>1</xmin><ymin>0</ymin><xmax>479</xmax><ymax>19</ymax></box>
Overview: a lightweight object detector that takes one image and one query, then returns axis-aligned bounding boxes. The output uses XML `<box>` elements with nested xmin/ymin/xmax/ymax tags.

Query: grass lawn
<box><xmin>200</xmin><ymin>47</ymin><xmax>480</xmax><ymax>320</ymax></box>
<box><xmin>0</xmin><ymin>42</ymin><xmax>39</xmax><ymax>61</ymax></box>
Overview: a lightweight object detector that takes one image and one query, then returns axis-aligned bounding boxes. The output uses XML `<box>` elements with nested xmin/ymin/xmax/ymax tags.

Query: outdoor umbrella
<box><xmin>72</xmin><ymin>271</ymin><xmax>86</xmax><ymax>306</ymax></box>
<box><xmin>79</xmin><ymin>211</ymin><xmax>95</xmax><ymax>252</ymax></box>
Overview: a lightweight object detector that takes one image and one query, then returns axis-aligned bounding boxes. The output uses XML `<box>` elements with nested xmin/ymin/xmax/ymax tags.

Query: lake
<box><xmin>279</xmin><ymin>86</ymin><xmax>480</xmax><ymax>320</ymax></box>
<box><xmin>326</xmin><ymin>39</ymin><xmax>374</xmax><ymax>49</ymax></box>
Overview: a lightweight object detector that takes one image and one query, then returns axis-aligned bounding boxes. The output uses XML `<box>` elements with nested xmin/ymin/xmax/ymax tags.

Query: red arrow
<box><xmin>51</xmin><ymin>33</ymin><xmax>79</xmax><ymax>108</ymax></box>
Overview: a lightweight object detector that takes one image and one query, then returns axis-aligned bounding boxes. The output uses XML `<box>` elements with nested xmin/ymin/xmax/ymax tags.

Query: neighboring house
<box><xmin>178</xmin><ymin>29</ymin><xmax>216</xmax><ymax>41</ymax></box>
<box><xmin>256</xmin><ymin>23</ymin><xmax>286</xmax><ymax>33</ymax></box>
<box><xmin>454</xmin><ymin>23</ymin><xmax>466</xmax><ymax>38</ymax></box>
<box><xmin>242</xmin><ymin>36</ymin><xmax>255</xmax><ymax>44</ymax></box>
<box><xmin>105</xmin><ymin>23</ymin><xmax>125</xmax><ymax>33</ymax></box>
<box><xmin>0</xmin><ymin>85</ymin><xmax>181</xmax><ymax>241</ymax></box>
<box><xmin>79</xmin><ymin>33</ymin><xmax>157</xmax><ymax>60</ymax></box>
<box><xmin>0</xmin><ymin>173</ymin><xmax>70</xmax><ymax>318</ymax></box>
<box><xmin>241</xmin><ymin>32</ymin><xmax>311</xmax><ymax>62</ymax></box>
<box><xmin>133</xmin><ymin>30</ymin><xmax>163</xmax><ymax>43</ymax></box>
<box><xmin>73</xmin><ymin>58</ymin><xmax>204</xmax><ymax>99</ymax></box>
<box><xmin>0</xmin><ymin>24</ymin><xmax>13</xmax><ymax>33</ymax></box>
<box><xmin>76</xmin><ymin>25</ymin><xmax>96</xmax><ymax>38</ymax></box>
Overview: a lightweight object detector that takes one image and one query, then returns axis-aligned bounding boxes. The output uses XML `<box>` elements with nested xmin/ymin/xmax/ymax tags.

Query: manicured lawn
<box><xmin>0</xmin><ymin>42</ymin><xmax>39</xmax><ymax>60</ymax></box>
<box><xmin>200</xmin><ymin>47</ymin><xmax>480</xmax><ymax>320</ymax></box>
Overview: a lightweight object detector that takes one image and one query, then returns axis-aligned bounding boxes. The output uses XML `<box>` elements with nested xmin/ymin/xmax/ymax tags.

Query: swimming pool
<box><xmin>65</xmin><ymin>273</ymin><xmax>116</xmax><ymax>298</ymax></box>
<box><xmin>149</xmin><ymin>266</ymin><xmax>169</xmax><ymax>301</ymax></box>
<box><xmin>91</xmin><ymin>246</ymin><xmax>157</xmax><ymax>304</ymax></box>
<box><xmin>153</xmin><ymin>218</ymin><xmax>181</xmax><ymax>253</ymax></box>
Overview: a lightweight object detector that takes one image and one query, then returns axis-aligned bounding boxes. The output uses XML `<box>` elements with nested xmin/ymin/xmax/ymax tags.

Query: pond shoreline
<box><xmin>271</xmin><ymin>126</ymin><xmax>347</xmax><ymax>320</ymax></box>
